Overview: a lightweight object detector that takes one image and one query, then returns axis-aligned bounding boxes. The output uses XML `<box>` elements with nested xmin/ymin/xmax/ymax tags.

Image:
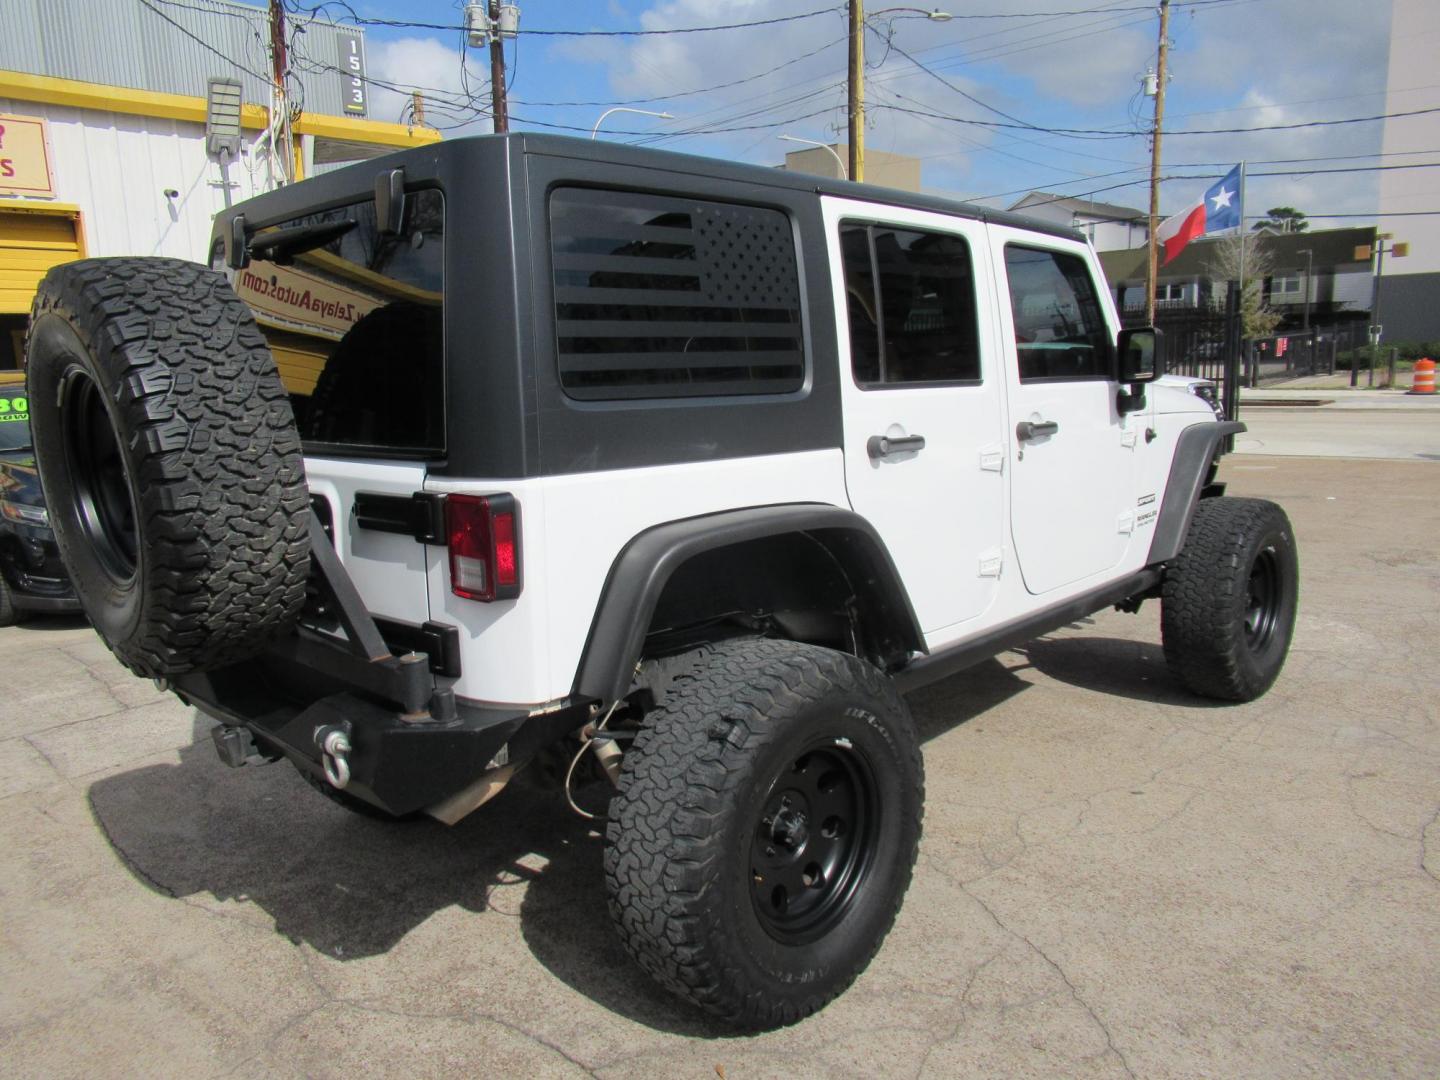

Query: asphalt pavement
<box><xmin>2</xmin><ymin>452</ymin><xmax>1437</xmax><ymax>1079</ymax></box>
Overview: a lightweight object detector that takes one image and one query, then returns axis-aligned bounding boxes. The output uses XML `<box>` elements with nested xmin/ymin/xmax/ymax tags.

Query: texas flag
<box><xmin>1155</xmin><ymin>165</ymin><xmax>1243</xmax><ymax>265</ymax></box>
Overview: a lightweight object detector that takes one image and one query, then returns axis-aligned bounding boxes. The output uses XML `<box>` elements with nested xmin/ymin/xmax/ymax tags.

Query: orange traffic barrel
<box><xmin>1411</xmin><ymin>357</ymin><xmax>1436</xmax><ymax>395</ymax></box>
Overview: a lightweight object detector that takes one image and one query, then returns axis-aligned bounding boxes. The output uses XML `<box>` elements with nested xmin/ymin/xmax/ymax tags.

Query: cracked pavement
<box><xmin>2</xmin><ymin>455</ymin><xmax>1437</xmax><ymax>1078</ymax></box>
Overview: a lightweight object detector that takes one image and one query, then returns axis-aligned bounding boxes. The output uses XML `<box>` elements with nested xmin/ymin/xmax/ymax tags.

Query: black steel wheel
<box><xmin>750</xmin><ymin>741</ymin><xmax>877</xmax><ymax>945</ymax></box>
<box><xmin>1162</xmin><ymin>496</ymin><xmax>1299</xmax><ymax>701</ymax></box>
<box><xmin>604</xmin><ymin>638</ymin><xmax>923</xmax><ymax>1029</ymax></box>
<box><xmin>60</xmin><ymin>370</ymin><xmax>139</xmax><ymax>585</ymax></box>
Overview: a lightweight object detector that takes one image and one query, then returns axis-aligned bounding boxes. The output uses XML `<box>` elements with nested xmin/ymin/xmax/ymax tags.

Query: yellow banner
<box><xmin>0</xmin><ymin>114</ymin><xmax>55</xmax><ymax>197</ymax></box>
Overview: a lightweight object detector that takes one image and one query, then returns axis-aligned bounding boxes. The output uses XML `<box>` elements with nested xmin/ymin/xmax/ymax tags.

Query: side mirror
<box><xmin>1117</xmin><ymin>327</ymin><xmax>1161</xmax><ymax>383</ymax></box>
<box><xmin>374</xmin><ymin>168</ymin><xmax>406</xmax><ymax>236</ymax></box>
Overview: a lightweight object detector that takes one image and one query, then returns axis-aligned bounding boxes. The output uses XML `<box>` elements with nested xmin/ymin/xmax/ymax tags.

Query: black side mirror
<box><xmin>1117</xmin><ymin>327</ymin><xmax>1161</xmax><ymax>384</ymax></box>
<box><xmin>375</xmin><ymin>168</ymin><xmax>406</xmax><ymax>236</ymax></box>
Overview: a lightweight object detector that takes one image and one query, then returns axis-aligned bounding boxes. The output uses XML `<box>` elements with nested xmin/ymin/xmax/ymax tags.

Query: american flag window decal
<box><xmin>549</xmin><ymin>188</ymin><xmax>805</xmax><ymax>401</ymax></box>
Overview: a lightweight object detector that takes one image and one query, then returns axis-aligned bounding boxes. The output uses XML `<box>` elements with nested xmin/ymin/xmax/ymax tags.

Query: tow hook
<box><xmin>314</xmin><ymin>724</ymin><xmax>353</xmax><ymax>790</ymax></box>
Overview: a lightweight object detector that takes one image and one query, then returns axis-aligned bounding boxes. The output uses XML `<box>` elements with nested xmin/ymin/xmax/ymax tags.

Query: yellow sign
<box><xmin>0</xmin><ymin>113</ymin><xmax>55</xmax><ymax>197</ymax></box>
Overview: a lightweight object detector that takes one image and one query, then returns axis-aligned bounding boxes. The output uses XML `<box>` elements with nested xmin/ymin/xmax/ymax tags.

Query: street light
<box><xmin>778</xmin><ymin>135</ymin><xmax>847</xmax><ymax>180</ymax></box>
<box><xmin>848</xmin><ymin>6</ymin><xmax>952</xmax><ymax>183</ymax></box>
<box><xmin>591</xmin><ymin>107</ymin><xmax>675</xmax><ymax>140</ymax></box>
<box><xmin>1296</xmin><ymin>248</ymin><xmax>1313</xmax><ymax>334</ymax></box>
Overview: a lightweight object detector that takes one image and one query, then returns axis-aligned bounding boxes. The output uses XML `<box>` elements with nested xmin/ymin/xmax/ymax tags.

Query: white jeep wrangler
<box><xmin>25</xmin><ymin>133</ymin><xmax>1296</xmax><ymax>1029</ymax></box>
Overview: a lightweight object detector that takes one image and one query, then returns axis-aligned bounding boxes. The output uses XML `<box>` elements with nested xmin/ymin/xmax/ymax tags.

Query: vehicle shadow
<box><xmin>85</xmin><ymin>647</ymin><xmax>1196</xmax><ymax>1035</ymax></box>
<box><xmin>86</xmin><ymin>715</ymin><xmax>728</xmax><ymax>1036</ymax></box>
<box><xmin>12</xmin><ymin>613</ymin><xmax>89</xmax><ymax>632</ymax></box>
<box><xmin>1011</xmin><ymin>632</ymin><xmax>1226</xmax><ymax>707</ymax></box>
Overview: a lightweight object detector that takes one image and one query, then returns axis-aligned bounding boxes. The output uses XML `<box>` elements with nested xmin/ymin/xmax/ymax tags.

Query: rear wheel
<box><xmin>603</xmin><ymin>638</ymin><xmax>923</xmax><ymax>1029</ymax></box>
<box><xmin>25</xmin><ymin>258</ymin><xmax>309</xmax><ymax>677</ymax></box>
<box><xmin>1162</xmin><ymin>497</ymin><xmax>1299</xmax><ymax>701</ymax></box>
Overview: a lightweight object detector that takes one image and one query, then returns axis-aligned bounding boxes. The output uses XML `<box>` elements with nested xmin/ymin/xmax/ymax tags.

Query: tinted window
<box><xmin>550</xmin><ymin>188</ymin><xmax>804</xmax><ymax>401</ymax></box>
<box><xmin>232</xmin><ymin>189</ymin><xmax>444</xmax><ymax>455</ymax></box>
<box><xmin>1003</xmin><ymin>245</ymin><xmax>1112</xmax><ymax>382</ymax></box>
<box><xmin>840</xmin><ymin>224</ymin><xmax>981</xmax><ymax>386</ymax></box>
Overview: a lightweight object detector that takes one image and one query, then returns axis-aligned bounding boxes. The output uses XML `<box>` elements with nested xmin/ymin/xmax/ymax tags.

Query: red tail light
<box><xmin>445</xmin><ymin>494</ymin><xmax>521</xmax><ymax>602</ymax></box>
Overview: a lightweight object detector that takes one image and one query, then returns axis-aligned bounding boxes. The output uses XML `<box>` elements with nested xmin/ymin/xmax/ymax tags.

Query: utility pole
<box><xmin>848</xmin><ymin>0</ymin><xmax>864</xmax><ymax>183</ymax></box>
<box><xmin>267</xmin><ymin>0</ymin><xmax>294</xmax><ymax>183</ymax></box>
<box><xmin>489</xmin><ymin>0</ymin><xmax>509</xmax><ymax>133</ymax></box>
<box><xmin>1144</xmin><ymin>0</ymin><xmax>1171</xmax><ymax>324</ymax></box>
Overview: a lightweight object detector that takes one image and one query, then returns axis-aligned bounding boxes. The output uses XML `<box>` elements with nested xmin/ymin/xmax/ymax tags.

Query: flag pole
<box><xmin>1236</xmin><ymin>159</ymin><xmax>1249</xmax><ymax>386</ymax></box>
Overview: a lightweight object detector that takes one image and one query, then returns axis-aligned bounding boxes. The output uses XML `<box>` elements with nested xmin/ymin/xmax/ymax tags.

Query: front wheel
<box><xmin>1162</xmin><ymin>497</ymin><xmax>1299</xmax><ymax>701</ymax></box>
<box><xmin>603</xmin><ymin>638</ymin><xmax>923</xmax><ymax>1029</ymax></box>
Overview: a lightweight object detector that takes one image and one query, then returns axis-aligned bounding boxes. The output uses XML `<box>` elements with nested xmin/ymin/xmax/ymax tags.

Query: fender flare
<box><xmin>572</xmin><ymin>504</ymin><xmax>925</xmax><ymax>705</ymax></box>
<box><xmin>1147</xmin><ymin>420</ymin><xmax>1247</xmax><ymax>564</ymax></box>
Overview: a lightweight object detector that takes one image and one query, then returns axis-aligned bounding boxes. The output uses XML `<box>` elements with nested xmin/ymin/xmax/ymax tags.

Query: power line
<box><xmin>137</xmin><ymin>0</ymin><xmax>271</xmax><ymax>83</ymax></box>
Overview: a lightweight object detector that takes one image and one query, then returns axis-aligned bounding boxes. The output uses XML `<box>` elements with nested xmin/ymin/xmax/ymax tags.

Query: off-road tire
<box><xmin>1162</xmin><ymin>496</ymin><xmax>1298</xmax><ymax>701</ymax></box>
<box><xmin>25</xmin><ymin>258</ymin><xmax>309</xmax><ymax>677</ymax></box>
<box><xmin>603</xmin><ymin>637</ymin><xmax>923</xmax><ymax>1029</ymax></box>
<box><xmin>298</xmin><ymin>767</ymin><xmax>423</xmax><ymax>823</ymax></box>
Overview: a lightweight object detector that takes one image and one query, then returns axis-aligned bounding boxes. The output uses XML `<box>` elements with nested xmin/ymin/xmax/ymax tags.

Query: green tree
<box><xmin>1251</xmin><ymin>206</ymin><xmax>1309</xmax><ymax>233</ymax></box>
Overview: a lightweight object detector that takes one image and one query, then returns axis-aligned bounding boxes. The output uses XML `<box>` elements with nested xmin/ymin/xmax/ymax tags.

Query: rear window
<box><xmin>230</xmin><ymin>189</ymin><xmax>445</xmax><ymax>456</ymax></box>
<box><xmin>549</xmin><ymin>187</ymin><xmax>805</xmax><ymax>401</ymax></box>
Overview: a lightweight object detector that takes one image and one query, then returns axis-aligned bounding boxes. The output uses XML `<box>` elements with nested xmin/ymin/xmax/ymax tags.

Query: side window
<box><xmin>549</xmin><ymin>187</ymin><xmax>804</xmax><ymax>401</ymax></box>
<box><xmin>1003</xmin><ymin>245</ymin><xmax>1113</xmax><ymax>382</ymax></box>
<box><xmin>840</xmin><ymin>223</ymin><xmax>981</xmax><ymax>386</ymax></box>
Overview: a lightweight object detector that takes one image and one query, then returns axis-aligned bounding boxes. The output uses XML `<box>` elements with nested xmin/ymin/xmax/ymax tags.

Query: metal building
<box><xmin>0</xmin><ymin>0</ymin><xmax>439</xmax><ymax>369</ymax></box>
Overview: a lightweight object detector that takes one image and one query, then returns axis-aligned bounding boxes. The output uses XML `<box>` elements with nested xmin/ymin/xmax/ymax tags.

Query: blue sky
<box><xmin>331</xmin><ymin>0</ymin><xmax>1418</xmax><ymax>222</ymax></box>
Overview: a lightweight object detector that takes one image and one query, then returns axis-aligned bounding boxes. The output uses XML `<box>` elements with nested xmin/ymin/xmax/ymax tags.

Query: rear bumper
<box><xmin>173</xmin><ymin>631</ymin><xmax>586</xmax><ymax>817</ymax></box>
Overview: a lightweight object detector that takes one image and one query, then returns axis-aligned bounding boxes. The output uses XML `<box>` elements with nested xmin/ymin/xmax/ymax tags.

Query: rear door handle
<box><xmin>867</xmin><ymin>434</ymin><xmax>926</xmax><ymax>460</ymax></box>
<box><xmin>1016</xmin><ymin>420</ymin><xmax>1059</xmax><ymax>442</ymax></box>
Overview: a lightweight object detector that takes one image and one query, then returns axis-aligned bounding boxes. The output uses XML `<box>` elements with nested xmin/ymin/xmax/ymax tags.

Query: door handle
<box><xmin>867</xmin><ymin>434</ymin><xmax>926</xmax><ymax>460</ymax></box>
<box><xmin>1016</xmin><ymin>420</ymin><xmax>1059</xmax><ymax>442</ymax></box>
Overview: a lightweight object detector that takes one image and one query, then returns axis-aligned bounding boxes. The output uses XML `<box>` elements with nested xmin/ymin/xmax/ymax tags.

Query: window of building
<box><xmin>549</xmin><ymin>188</ymin><xmax>804</xmax><ymax>401</ymax></box>
<box><xmin>229</xmin><ymin>189</ymin><xmax>445</xmax><ymax>456</ymax></box>
<box><xmin>1270</xmin><ymin>275</ymin><xmax>1303</xmax><ymax>297</ymax></box>
<box><xmin>1003</xmin><ymin>245</ymin><xmax>1113</xmax><ymax>382</ymax></box>
<box><xmin>1157</xmin><ymin>282</ymin><xmax>1187</xmax><ymax>303</ymax></box>
<box><xmin>840</xmin><ymin>223</ymin><xmax>981</xmax><ymax>386</ymax></box>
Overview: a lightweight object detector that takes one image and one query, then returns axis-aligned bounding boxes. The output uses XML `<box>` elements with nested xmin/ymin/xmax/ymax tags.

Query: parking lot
<box><xmin>2</xmin><ymin>453</ymin><xmax>1437</xmax><ymax>1079</ymax></box>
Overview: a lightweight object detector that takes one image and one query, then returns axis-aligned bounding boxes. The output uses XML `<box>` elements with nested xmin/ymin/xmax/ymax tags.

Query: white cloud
<box><xmin>367</xmin><ymin>36</ymin><xmax>492</xmax><ymax>134</ymax></box>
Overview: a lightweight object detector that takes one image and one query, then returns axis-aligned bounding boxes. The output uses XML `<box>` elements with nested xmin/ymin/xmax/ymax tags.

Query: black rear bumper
<box><xmin>173</xmin><ymin>637</ymin><xmax>585</xmax><ymax>817</ymax></box>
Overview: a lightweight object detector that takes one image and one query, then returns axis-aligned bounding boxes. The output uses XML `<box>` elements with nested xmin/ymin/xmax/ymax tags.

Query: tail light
<box><xmin>445</xmin><ymin>493</ymin><xmax>521</xmax><ymax>601</ymax></box>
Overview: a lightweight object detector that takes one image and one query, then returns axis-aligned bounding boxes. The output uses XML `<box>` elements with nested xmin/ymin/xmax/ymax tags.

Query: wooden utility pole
<box><xmin>1145</xmin><ymin>0</ymin><xmax>1171</xmax><ymax>324</ymax></box>
<box><xmin>268</xmin><ymin>0</ymin><xmax>295</xmax><ymax>182</ymax></box>
<box><xmin>848</xmin><ymin>0</ymin><xmax>864</xmax><ymax>182</ymax></box>
<box><xmin>489</xmin><ymin>0</ymin><xmax>509</xmax><ymax>133</ymax></box>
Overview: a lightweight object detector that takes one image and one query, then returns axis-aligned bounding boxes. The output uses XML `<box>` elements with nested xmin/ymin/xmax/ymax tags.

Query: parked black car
<box><xmin>0</xmin><ymin>372</ymin><xmax>80</xmax><ymax>624</ymax></box>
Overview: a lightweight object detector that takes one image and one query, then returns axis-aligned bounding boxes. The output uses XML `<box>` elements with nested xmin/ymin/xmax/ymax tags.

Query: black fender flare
<box><xmin>572</xmin><ymin>504</ymin><xmax>925</xmax><ymax>705</ymax></box>
<box><xmin>1148</xmin><ymin>420</ymin><xmax>1247</xmax><ymax>564</ymax></box>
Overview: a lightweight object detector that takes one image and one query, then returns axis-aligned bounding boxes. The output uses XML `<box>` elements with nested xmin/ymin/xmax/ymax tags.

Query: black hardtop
<box><xmin>215</xmin><ymin>131</ymin><xmax>1081</xmax><ymax>244</ymax></box>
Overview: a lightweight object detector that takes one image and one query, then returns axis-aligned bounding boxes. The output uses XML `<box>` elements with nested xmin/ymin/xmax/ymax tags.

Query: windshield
<box><xmin>0</xmin><ymin>388</ymin><xmax>29</xmax><ymax>452</ymax></box>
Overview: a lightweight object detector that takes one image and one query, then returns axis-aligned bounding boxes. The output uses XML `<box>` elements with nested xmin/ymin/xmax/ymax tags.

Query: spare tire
<box><xmin>25</xmin><ymin>257</ymin><xmax>310</xmax><ymax>677</ymax></box>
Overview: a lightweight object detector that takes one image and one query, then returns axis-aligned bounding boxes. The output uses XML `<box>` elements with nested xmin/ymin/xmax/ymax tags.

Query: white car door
<box><xmin>822</xmin><ymin>198</ymin><xmax>1006</xmax><ymax>640</ymax></box>
<box><xmin>988</xmin><ymin>228</ymin><xmax>1139</xmax><ymax>597</ymax></box>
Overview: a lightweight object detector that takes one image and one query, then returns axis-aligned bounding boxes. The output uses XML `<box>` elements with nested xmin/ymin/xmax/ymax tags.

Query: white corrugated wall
<box><xmin>0</xmin><ymin>97</ymin><xmax>271</xmax><ymax>264</ymax></box>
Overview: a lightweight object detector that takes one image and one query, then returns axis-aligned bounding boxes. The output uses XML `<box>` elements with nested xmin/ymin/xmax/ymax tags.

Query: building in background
<box><xmin>0</xmin><ymin>0</ymin><xmax>439</xmax><ymax>370</ymax></box>
<box><xmin>1008</xmin><ymin>191</ymin><xmax>1149</xmax><ymax>252</ymax></box>
<box><xmin>781</xmin><ymin>145</ymin><xmax>921</xmax><ymax>192</ymax></box>
<box><xmin>1099</xmin><ymin>226</ymin><xmax>1376</xmax><ymax>337</ymax></box>
<box><xmin>1375</xmin><ymin>0</ymin><xmax>1439</xmax><ymax>342</ymax></box>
